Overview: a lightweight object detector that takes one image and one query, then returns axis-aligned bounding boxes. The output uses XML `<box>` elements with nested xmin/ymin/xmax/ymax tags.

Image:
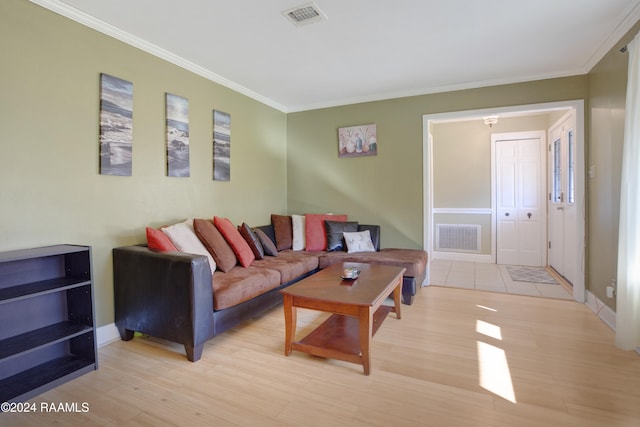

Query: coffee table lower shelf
<box><xmin>291</xmin><ymin>305</ymin><xmax>393</xmax><ymax>366</ymax></box>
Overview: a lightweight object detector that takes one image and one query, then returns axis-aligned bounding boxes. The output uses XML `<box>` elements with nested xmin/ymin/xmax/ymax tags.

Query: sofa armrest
<box><xmin>113</xmin><ymin>245</ymin><xmax>214</xmax><ymax>361</ymax></box>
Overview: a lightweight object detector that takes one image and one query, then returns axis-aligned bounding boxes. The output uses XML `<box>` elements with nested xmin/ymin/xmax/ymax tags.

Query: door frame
<box><xmin>422</xmin><ymin>100</ymin><xmax>585</xmax><ymax>303</ymax></box>
<box><xmin>491</xmin><ymin>131</ymin><xmax>547</xmax><ymax>267</ymax></box>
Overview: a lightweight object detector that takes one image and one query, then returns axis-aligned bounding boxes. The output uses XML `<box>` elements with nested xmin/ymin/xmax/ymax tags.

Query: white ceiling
<box><xmin>36</xmin><ymin>0</ymin><xmax>640</xmax><ymax>112</ymax></box>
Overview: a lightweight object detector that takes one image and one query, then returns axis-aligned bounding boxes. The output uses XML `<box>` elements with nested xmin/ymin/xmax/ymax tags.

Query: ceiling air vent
<box><xmin>282</xmin><ymin>2</ymin><xmax>327</xmax><ymax>26</ymax></box>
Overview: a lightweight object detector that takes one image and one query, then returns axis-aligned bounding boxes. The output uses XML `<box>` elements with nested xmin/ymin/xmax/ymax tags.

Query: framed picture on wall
<box><xmin>165</xmin><ymin>93</ymin><xmax>190</xmax><ymax>177</ymax></box>
<box><xmin>338</xmin><ymin>124</ymin><xmax>377</xmax><ymax>158</ymax></box>
<box><xmin>213</xmin><ymin>110</ymin><xmax>231</xmax><ymax>181</ymax></box>
<box><xmin>99</xmin><ymin>73</ymin><xmax>133</xmax><ymax>176</ymax></box>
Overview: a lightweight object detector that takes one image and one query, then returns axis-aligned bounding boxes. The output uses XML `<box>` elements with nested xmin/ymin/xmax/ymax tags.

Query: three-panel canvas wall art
<box><xmin>99</xmin><ymin>73</ymin><xmax>231</xmax><ymax>180</ymax></box>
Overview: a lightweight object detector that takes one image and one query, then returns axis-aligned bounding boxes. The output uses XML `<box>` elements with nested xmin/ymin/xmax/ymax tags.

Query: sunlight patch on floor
<box><xmin>476</xmin><ymin>319</ymin><xmax>502</xmax><ymax>340</ymax></box>
<box><xmin>476</xmin><ymin>304</ymin><xmax>497</xmax><ymax>312</ymax></box>
<box><xmin>476</xmin><ymin>320</ymin><xmax>516</xmax><ymax>403</ymax></box>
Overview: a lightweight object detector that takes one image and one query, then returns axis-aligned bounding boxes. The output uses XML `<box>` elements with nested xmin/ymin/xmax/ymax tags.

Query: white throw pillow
<box><xmin>162</xmin><ymin>219</ymin><xmax>217</xmax><ymax>274</ymax></box>
<box><xmin>291</xmin><ymin>214</ymin><xmax>306</xmax><ymax>251</ymax></box>
<box><xmin>343</xmin><ymin>230</ymin><xmax>376</xmax><ymax>253</ymax></box>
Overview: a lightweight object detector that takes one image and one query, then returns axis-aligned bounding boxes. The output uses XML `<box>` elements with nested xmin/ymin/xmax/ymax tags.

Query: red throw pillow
<box><xmin>304</xmin><ymin>214</ymin><xmax>347</xmax><ymax>251</ymax></box>
<box><xmin>146</xmin><ymin>227</ymin><xmax>178</xmax><ymax>252</ymax></box>
<box><xmin>213</xmin><ymin>216</ymin><xmax>256</xmax><ymax>267</ymax></box>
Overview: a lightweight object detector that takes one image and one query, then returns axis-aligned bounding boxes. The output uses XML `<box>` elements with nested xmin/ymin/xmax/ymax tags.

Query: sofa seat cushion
<box><xmin>212</xmin><ymin>266</ymin><xmax>280</xmax><ymax>311</ymax></box>
<box><xmin>276</xmin><ymin>250</ymin><xmax>320</xmax><ymax>272</ymax></box>
<box><xmin>317</xmin><ymin>251</ymin><xmax>353</xmax><ymax>270</ymax></box>
<box><xmin>319</xmin><ymin>248</ymin><xmax>427</xmax><ymax>279</ymax></box>
<box><xmin>252</xmin><ymin>250</ymin><xmax>319</xmax><ymax>284</ymax></box>
<box><xmin>377</xmin><ymin>248</ymin><xmax>428</xmax><ymax>280</ymax></box>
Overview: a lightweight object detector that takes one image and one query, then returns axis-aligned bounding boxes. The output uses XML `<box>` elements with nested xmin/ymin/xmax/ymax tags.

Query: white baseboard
<box><xmin>585</xmin><ymin>290</ymin><xmax>616</xmax><ymax>331</ymax></box>
<box><xmin>96</xmin><ymin>323</ymin><xmax>120</xmax><ymax>348</ymax></box>
<box><xmin>585</xmin><ymin>291</ymin><xmax>616</xmax><ymax>331</ymax></box>
<box><xmin>585</xmin><ymin>291</ymin><xmax>640</xmax><ymax>355</ymax></box>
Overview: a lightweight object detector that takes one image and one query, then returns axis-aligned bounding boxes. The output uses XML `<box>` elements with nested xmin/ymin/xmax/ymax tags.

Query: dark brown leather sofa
<box><xmin>113</xmin><ymin>224</ymin><xmax>427</xmax><ymax>361</ymax></box>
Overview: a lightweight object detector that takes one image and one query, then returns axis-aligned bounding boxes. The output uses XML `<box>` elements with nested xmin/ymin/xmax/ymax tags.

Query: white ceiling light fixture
<box><xmin>282</xmin><ymin>2</ymin><xmax>327</xmax><ymax>27</ymax></box>
<box><xmin>483</xmin><ymin>116</ymin><xmax>499</xmax><ymax>127</ymax></box>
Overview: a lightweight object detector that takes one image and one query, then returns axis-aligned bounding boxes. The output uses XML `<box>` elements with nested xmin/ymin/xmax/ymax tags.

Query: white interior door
<box><xmin>548</xmin><ymin>112</ymin><xmax>577</xmax><ymax>285</ymax></box>
<box><xmin>495</xmin><ymin>133</ymin><xmax>546</xmax><ymax>266</ymax></box>
<box><xmin>496</xmin><ymin>141</ymin><xmax>518</xmax><ymax>264</ymax></box>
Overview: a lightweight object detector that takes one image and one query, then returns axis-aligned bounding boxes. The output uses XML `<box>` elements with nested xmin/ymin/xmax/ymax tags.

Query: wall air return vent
<box><xmin>436</xmin><ymin>224</ymin><xmax>481</xmax><ymax>253</ymax></box>
<box><xmin>282</xmin><ymin>2</ymin><xmax>327</xmax><ymax>26</ymax></box>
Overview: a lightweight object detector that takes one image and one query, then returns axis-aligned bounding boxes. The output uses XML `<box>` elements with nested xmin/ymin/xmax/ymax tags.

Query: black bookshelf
<box><xmin>0</xmin><ymin>245</ymin><xmax>97</xmax><ymax>404</ymax></box>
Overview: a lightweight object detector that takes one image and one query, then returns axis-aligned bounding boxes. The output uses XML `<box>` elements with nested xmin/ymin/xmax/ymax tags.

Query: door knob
<box><xmin>557</xmin><ymin>206</ymin><xmax>564</xmax><ymax>211</ymax></box>
<box><xmin>527</xmin><ymin>212</ymin><xmax>532</xmax><ymax>219</ymax></box>
<box><xmin>505</xmin><ymin>212</ymin><xmax>510</xmax><ymax>217</ymax></box>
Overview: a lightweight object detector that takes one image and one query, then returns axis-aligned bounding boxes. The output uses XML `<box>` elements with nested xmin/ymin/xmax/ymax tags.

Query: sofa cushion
<box><xmin>277</xmin><ymin>250</ymin><xmax>320</xmax><ymax>272</ymax></box>
<box><xmin>319</xmin><ymin>248</ymin><xmax>427</xmax><ymax>279</ymax></box>
<box><xmin>325</xmin><ymin>220</ymin><xmax>358</xmax><ymax>252</ymax></box>
<box><xmin>305</xmin><ymin>213</ymin><xmax>347</xmax><ymax>251</ymax></box>
<box><xmin>377</xmin><ymin>248</ymin><xmax>428</xmax><ymax>280</ymax></box>
<box><xmin>212</xmin><ymin>266</ymin><xmax>281</xmax><ymax>311</ymax></box>
<box><xmin>252</xmin><ymin>250</ymin><xmax>319</xmax><ymax>283</ymax></box>
<box><xmin>161</xmin><ymin>219</ymin><xmax>217</xmax><ymax>274</ymax></box>
<box><xmin>251</xmin><ymin>256</ymin><xmax>304</xmax><ymax>284</ymax></box>
<box><xmin>344</xmin><ymin>230</ymin><xmax>376</xmax><ymax>253</ymax></box>
<box><xmin>291</xmin><ymin>214</ymin><xmax>306</xmax><ymax>251</ymax></box>
<box><xmin>193</xmin><ymin>218</ymin><xmax>237</xmax><ymax>272</ymax></box>
<box><xmin>238</xmin><ymin>223</ymin><xmax>264</xmax><ymax>260</ymax></box>
<box><xmin>214</xmin><ymin>217</ymin><xmax>256</xmax><ymax>267</ymax></box>
<box><xmin>254</xmin><ymin>228</ymin><xmax>278</xmax><ymax>257</ymax></box>
<box><xmin>271</xmin><ymin>214</ymin><xmax>292</xmax><ymax>251</ymax></box>
<box><xmin>146</xmin><ymin>227</ymin><xmax>178</xmax><ymax>252</ymax></box>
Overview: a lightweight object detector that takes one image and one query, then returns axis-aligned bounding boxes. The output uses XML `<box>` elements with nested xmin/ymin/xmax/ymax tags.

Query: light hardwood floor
<box><xmin>4</xmin><ymin>286</ymin><xmax>640</xmax><ymax>426</ymax></box>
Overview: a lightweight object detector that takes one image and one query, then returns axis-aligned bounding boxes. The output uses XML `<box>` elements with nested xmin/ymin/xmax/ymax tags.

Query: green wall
<box><xmin>287</xmin><ymin>77</ymin><xmax>587</xmax><ymax>251</ymax></box>
<box><xmin>587</xmin><ymin>21</ymin><xmax>640</xmax><ymax>309</ymax></box>
<box><xmin>0</xmin><ymin>0</ymin><xmax>288</xmax><ymax>327</ymax></box>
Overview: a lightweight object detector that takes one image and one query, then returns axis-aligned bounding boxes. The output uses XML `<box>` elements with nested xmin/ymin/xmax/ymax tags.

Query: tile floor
<box><xmin>429</xmin><ymin>259</ymin><xmax>573</xmax><ymax>300</ymax></box>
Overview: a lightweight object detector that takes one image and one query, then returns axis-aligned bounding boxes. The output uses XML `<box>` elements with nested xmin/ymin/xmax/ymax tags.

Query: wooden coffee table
<box><xmin>280</xmin><ymin>262</ymin><xmax>405</xmax><ymax>375</ymax></box>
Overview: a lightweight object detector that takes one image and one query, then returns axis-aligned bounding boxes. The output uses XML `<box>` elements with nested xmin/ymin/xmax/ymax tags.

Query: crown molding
<box><xmin>582</xmin><ymin>1</ymin><xmax>640</xmax><ymax>72</ymax></box>
<box><xmin>29</xmin><ymin>0</ymin><xmax>289</xmax><ymax>113</ymax></box>
<box><xmin>287</xmin><ymin>69</ymin><xmax>587</xmax><ymax>112</ymax></box>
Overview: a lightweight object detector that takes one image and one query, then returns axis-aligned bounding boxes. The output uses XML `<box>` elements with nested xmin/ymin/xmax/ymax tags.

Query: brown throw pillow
<box><xmin>193</xmin><ymin>218</ymin><xmax>237</xmax><ymax>272</ymax></box>
<box><xmin>238</xmin><ymin>223</ymin><xmax>264</xmax><ymax>260</ymax></box>
<box><xmin>254</xmin><ymin>228</ymin><xmax>278</xmax><ymax>257</ymax></box>
<box><xmin>271</xmin><ymin>214</ymin><xmax>292</xmax><ymax>251</ymax></box>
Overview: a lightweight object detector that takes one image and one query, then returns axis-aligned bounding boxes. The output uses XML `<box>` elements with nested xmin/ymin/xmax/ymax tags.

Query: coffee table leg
<box><xmin>359</xmin><ymin>307</ymin><xmax>373</xmax><ymax>375</ymax></box>
<box><xmin>393</xmin><ymin>279</ymin><xmax>402</xmax><ymax>319</ymax></box>
<box><xmin>283</xmin><ymin>294</ymin><xmax>296</xmax><ymax>356</ymax></box>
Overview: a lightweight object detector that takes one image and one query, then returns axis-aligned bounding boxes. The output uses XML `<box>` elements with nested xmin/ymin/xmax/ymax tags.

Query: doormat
<box><xmin>506</xmin><ymin>266</ymin><xmax>558</xmax><ymax>284</ymax></box>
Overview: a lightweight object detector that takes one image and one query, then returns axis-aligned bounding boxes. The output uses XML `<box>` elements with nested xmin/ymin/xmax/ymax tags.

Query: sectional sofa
<box><xmin>112</xmin><ymin>216</ymin><xmax>427</xmax><ymax>361</ymax></box>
